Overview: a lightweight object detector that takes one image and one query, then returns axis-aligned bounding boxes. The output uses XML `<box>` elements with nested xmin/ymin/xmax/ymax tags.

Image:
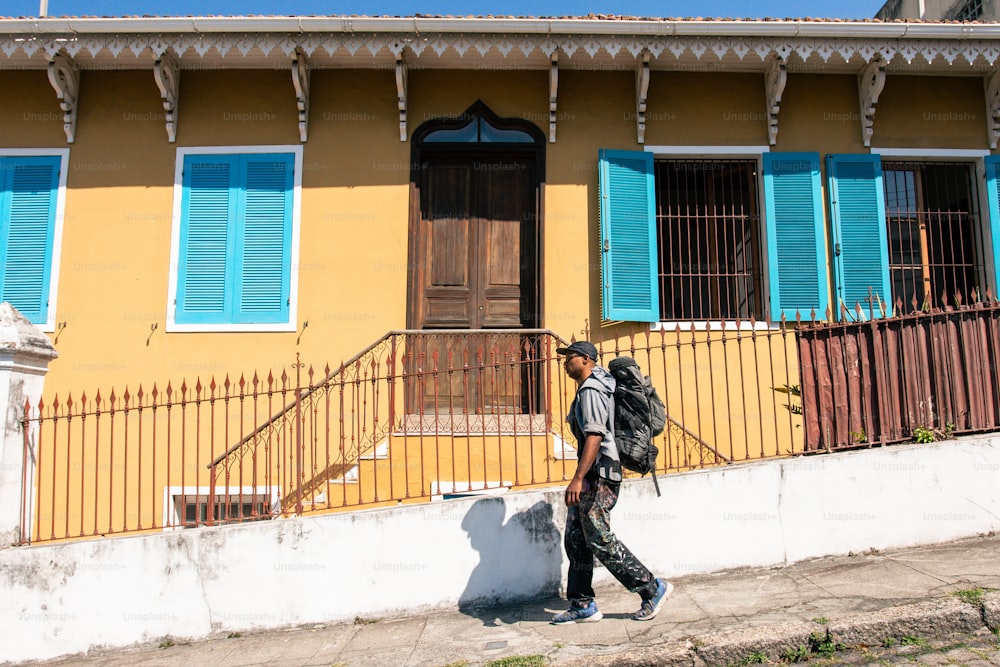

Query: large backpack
<box><xmin>607</xmin><ymin>356</ymin><xmax>666</xmax><ymax>496</ymax></box>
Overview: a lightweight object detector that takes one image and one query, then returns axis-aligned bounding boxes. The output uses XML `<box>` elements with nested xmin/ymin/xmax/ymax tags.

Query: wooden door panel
<box><xmin>478</xmin><ymin>160</ymin><xmax>531</xmax><ymax>329</ymax></box>
<box><xmin>424</xmin><ymin>298</ymin><xmax>472</xmax><ymax>326</ymax></box>
<box><xmin>429</xmin><ymin>218</ymin><xmax>470</xmax><ymax>287</ymax></box>
<box><xmin>485</xmin><ymin>219</ymin><xmax>521</xmax><ymax>286</ymax></box>
<box><xmin>421</xmin><ymin>163</ymin><xmax>473</xmax><ymax>328</ymax></box>
<box><xmin>481</xmin><ymin>298</ymin><xmax>522</xmax><ymax>327</ymax></box>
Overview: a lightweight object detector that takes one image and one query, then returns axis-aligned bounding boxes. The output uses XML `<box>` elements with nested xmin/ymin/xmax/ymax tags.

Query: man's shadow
<box><xmin>458</xmin><ymin>497</ymin><xmax>563</xmax><ymax>626</ymax></box>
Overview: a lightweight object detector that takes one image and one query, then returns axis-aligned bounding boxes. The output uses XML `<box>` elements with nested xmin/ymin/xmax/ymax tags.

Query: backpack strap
<box><xmin>648</xmin><ymin>446</ymin><xmax>661</xmax><ymax>497</ymax></box>
<box><xmin>645</xmin><ymin>390</ymin><xmax>662</xmax><ymax>497</ymax></box>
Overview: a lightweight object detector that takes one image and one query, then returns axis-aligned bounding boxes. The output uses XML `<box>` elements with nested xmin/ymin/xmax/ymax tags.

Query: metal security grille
<box><xmin>882</xmin><ymin>161</ymin><xmax>983</xmax><ymax>313</ymax></box>
<box><xmin>655</xmin><ymin>159</ymin><xmax>762</xmax><ymax>321</ymax></box>
<box><xmin>950</xmin><ymin>0</ymin><xmax>984</xmax><ymax>21</ymax></box>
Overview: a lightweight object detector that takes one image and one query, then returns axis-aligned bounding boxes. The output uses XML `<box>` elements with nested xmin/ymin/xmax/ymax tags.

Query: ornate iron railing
<box><xmin>22</xmin><ymin>321</ymin><xmax>821</xmax><ymax>544</ymax></box>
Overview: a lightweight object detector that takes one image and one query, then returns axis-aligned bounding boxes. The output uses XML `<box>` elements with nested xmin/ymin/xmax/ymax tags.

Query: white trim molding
<box><xmin>5</xmin><ymin>31</ymin><xmax>1000</xmax><ymax>76</ymax></box>
<box><xmin>644</xmin><ymin>144</ymin><xmax>771</xmax><ymax>155</ymax></box>
<box><xmin>651</xmin><ymin>319</ymin><xmax>778</xmax><ymax>332</ymax></box>
<box><xmin>869</xmin><ymin>147</ymin><xmax>990</xmax><ymax>158</ymax></box>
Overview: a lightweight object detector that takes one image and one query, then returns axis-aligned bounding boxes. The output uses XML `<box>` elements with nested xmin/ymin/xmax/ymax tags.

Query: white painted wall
<box><xmin>0</xmin><ymin>303</ymin><xmax>58</xmax><ymax>548</ymax></box>
<box><xmin>2</xmin><ymin>435</ymin><xmax>999</xmax><ymax>663</ymax></box>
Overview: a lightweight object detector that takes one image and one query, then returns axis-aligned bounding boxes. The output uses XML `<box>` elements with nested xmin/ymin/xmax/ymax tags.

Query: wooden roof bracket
<box><xmin>396</xmin><ymin>58</ymin><xmax>407</xmax><ymax>142</ymax></box>
<box><xmin>765</xmin><ymin>54</ymin><xmax>786</xmax><ymax>146</ymax></box>
<box><xmin>985</xmin><ymin>69</ymin><xmax>1000</xmax><ymax>149</ymax></box>
<box><xmin>291</xmin><ymin>47</ymin><xmax>310</xmax><ymax>143</ymax></box>
<box><xmin>635</xmin><ymin>49</ymin><xmax>650</xmax><ymax>144</ymax></box>
<box><xmin>549</xmin><ymin>54</ymin><xmax>558</xmax><ymax>143</ymax></box>
<box><xmin>153</xmin><ymin>52</ymin><xmax>180</xmax><ymax>143</ymax></box>
<box><xmin>47</xmin><ymin>52</ymin><xmax>78</xmax><ymax>144</ymax></box>
<box><xmin>858</xmin><ymin>55</ymin><xmax>886</xmax><ymax>148</ymax></box>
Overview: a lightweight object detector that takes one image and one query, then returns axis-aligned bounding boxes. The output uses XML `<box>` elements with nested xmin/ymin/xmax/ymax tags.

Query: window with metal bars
<box><xmin>949</xmin><ymin>0</ymin><xmax>984</xmax><ymax>21</ymax></box>
<box><xmin>882</xmin><ymin>161</ymin><xmax>984</xmax><ymax>312</ymax></box>
<box><xmin>654</xmin><ymin>159</ymin><xmax>763</xmax><ymax>320</ymax></box>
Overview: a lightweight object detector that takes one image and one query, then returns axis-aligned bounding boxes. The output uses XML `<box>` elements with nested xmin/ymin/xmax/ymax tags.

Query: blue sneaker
<box><xmin>551</xmin><ymin>600</ymin><xmax>603</xmax><ymax>625</ymax></box>
<box><xmin>631</xmin><ymin>579</ymin><xmax>673</xmax><ymax>621</ymax></box>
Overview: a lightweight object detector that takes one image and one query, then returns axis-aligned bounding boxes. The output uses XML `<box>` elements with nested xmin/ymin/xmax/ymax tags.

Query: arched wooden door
<box><xmin>407</xmin><ymin>102</ymin><xmax>544</xmax><ymax>415</ymax></box>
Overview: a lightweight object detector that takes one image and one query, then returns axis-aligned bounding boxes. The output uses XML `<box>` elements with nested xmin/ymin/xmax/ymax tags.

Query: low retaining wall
<box><xmin>3</xmin><ymin>435</ymin><xmax>1000</xmax><ymax>663</ymax></box>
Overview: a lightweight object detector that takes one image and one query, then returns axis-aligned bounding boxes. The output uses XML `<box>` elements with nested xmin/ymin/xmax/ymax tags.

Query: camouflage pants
<box><xmin>564</xmin><ymin>478</ymin><xmax>658</xmax><ymax>603</ymax></box>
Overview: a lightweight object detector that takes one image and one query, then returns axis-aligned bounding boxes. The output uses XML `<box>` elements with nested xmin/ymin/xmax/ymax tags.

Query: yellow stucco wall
<box><xmin>1</xmin><ymin>67</ymin><xmax>988</xmax><ymax>395</ymax></box>
<box><xmin>875</xmin><ymin>75</ymin><xmax>985</xmax><ymax>149</ymax></box>
<box><xmin>2</xmin><ymin>64</ymin><xmax>992</xmax><ymax>539</ymax></box>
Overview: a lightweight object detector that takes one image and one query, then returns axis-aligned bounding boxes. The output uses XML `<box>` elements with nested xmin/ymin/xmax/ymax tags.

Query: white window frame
<box><xmin>166</xmin><ymin>145</ymin><xmax>303</xmax><ymax>332</ymax></box>
<box><xmin>0</xmin><ymin>147</ymin><xmax>70</xmax><ymax>333</ymax></box>
<box><xmin>642</xmin><ymin>145</ymin><xmax>773</xmax><ymax>331</ymax></box>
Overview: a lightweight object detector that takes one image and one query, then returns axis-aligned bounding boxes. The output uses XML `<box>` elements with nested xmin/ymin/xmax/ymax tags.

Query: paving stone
<box><xmin>984</xmin><ymin>592</ymin><xmax>1000</xmax><ymax>632</ymax></box>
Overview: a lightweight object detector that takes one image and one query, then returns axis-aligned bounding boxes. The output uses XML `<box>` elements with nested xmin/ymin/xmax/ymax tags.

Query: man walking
<box><xmin>551</xmin><ymin>340</ymin><xmax>672</xmax><ymax>624</ymax></box>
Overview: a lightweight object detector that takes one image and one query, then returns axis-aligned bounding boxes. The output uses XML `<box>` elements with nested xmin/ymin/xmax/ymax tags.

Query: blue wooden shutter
<box><xmin>827</xmin><ymin>154</ymin><xmax>891</xmax><ymax>320</ymax></box>
<box><xmin>234</xmin><ymin>155</ymin><xmax>293</xmax><ymax>323</ymax></box>
<box><xmin>0</xmin><ymin>156</ymin><xmax>60</xmax><ymax>324</ymax></box>
<box><xmin>176</xmin><ymin>155</ymin><xmax>238</xmax><ymax>324</ymax></box>
<box><xmin>762</xmin><ymin>153</ymin><xmax>828</xmax><ymax>321</ymax></box>
<box><xmin>598</xmin><ymin>149</ymin><xmax>659</xmax><ymax>322</ymax></box>
<box><xmin>984</xmin><ymin>156</ymin><xmax>1000</xmax><ymax>298</ymax></box>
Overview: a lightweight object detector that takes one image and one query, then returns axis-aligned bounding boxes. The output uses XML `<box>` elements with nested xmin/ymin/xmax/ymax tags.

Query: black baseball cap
<box><xmin>556</xmin><ymin>341</ymin><xmax>598</xmax><ymax>361</ymax></box>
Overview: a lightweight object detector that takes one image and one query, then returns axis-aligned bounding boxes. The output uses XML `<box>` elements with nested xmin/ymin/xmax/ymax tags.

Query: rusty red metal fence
<box><xmin>21</xmin><ymin>322</ymin><xmax>813</xmax><ymax>545</ymax></box>
<box><xmin>797</xmin><ymin>298</ymin><xmax>1000</xmax><ymax>451</ymax></box>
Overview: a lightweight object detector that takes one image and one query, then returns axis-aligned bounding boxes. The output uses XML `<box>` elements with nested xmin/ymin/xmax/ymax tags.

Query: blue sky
<box><xmin>6</xmin><ymin>1</ymin><xmax>888</xmax><ymax>20</ymax></box>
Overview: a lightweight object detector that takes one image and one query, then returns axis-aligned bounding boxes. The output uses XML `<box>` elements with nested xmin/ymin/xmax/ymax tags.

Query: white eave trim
<box><xmin>3</xmin><ymin>16</ymin><xmax>1000</xmax><ymax>39</ymax></box>
<box><xmin>870</xmin><ymin>147</ymin><xmax>990</xmax><ymax>158</ymax></box>
<box><xmin>644</xmin><ymin>145</ymin><xmax>771</xmax><ymax>155</ymax></box>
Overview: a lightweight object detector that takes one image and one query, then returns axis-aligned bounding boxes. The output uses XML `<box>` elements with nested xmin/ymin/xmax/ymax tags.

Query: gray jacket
<box><xmin>567</xmin><ymin>365</ymin><xmax>622</xmax><ymax>482</ymax></box>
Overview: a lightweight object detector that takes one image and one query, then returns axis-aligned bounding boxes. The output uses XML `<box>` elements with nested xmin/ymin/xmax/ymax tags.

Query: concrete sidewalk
<box><xmin>18</xmin><ymin>533</ymin><xmax>1000</xmax><ymax>667</ymax></box>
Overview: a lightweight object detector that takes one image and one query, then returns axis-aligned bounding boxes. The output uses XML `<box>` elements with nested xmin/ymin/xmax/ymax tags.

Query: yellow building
<box><xmin>3</xmin><ymin>15</ymin><xmax>1000</xmax><ymax>540</ymax></box>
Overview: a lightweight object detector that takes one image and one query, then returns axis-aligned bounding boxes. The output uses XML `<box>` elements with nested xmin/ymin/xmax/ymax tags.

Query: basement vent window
<box><xmin>163</xmin><ymin>486</ymin><xmax>280</xmax><ymax>529</ymax></box>
<box><xmin>430</xmin><ymin>481</ymin><xmax>511</xmax><ymax>501</ymax></box>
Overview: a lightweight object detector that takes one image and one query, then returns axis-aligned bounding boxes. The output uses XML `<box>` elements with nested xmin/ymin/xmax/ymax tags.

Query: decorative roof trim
<box><xmin>3</xmin><ymin>33</ymin><xmax>1000</xmax><ymax>70</ymax></box>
